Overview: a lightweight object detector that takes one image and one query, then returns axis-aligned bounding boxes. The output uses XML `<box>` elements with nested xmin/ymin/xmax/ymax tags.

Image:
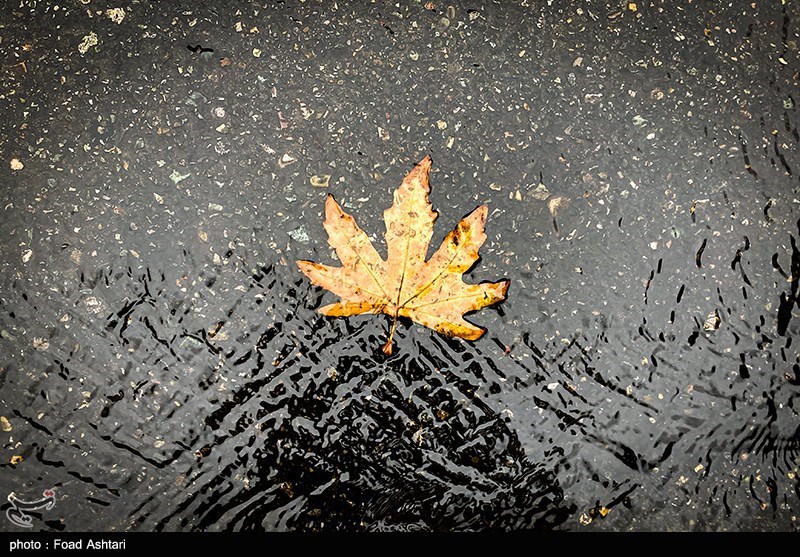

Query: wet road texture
<box><xmin>0</xmin><ymin>1</ymin><xmax>798</xmax><ymax>531</ymax></box>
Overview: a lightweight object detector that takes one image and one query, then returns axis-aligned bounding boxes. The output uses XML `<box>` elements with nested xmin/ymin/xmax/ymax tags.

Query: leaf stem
<box><xmin>382</xmin><ymin>312</ymin><xmax>398</xmax><ymax>355</ymax></box>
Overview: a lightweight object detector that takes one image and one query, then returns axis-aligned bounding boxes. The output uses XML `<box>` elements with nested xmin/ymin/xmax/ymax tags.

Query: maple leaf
<box><xmin>297</xmin><ymin>156</ymin><xmax>510</xmax><ymax>354</ymax></box>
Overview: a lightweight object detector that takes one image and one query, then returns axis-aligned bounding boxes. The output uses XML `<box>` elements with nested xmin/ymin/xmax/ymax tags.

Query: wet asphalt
<box><xmin>0</xmin><ymin>1</ymin><xmax>798</xmax><ymax>531</ymax></box>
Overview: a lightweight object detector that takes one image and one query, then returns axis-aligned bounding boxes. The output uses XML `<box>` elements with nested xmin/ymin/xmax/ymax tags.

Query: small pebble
<box><xmin>169</xmin><ymin>170</ymin><xmax>190</xmax><ymax>184</ymax></box>
<box><xmin>279</xmin><ymin>153</ymin><xmax>296</xmax><ymax>168</ymax></box>
<box><xmin>532</xmin><ymin>184</ymin><xmax>550</xmax><ymax>200</ymax></box>
<box><xmin>106</xmin><ymin>7</ymin><xmax>125</xmax><ymax>24</ymax></box>
<box><xmin>288</xmin><ymin>225</ymin><xmax>310</xmax><ymax>244</ymax></box>
<box><xmin>78</xmin><ymin>32</ymin><xmax>98</xmax><ymax>54</ymax></box>
<box><xmin>310</xmin><ymin>175</ymin><xmax>331</xmax><ymax>188</ymax></box>
<box><xmin>84</xmin><ymin>296</ymin><xmax>104</xmax><ymax>314</ymax></box>
<box><xmin>33</xmin><ymin>337</ymin><xmax>49</xmax><ymax>351</ymax></box>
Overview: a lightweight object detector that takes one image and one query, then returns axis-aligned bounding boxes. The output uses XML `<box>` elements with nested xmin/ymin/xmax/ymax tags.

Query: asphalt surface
<box><xmin>0</xmin><ymin>0</ymin><xmax>798</xmax><ymax>531</ymax></box>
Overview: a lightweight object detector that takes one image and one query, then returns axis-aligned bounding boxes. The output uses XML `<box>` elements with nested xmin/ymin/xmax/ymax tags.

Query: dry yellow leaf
<box><xmin>297</xmin><ymin>156</ymin><xmax>510</xmax><ymax>354</ymax></box>
<box><xmin>10</xmin><ymin>455</ymin><xmax>23</xmax><ymax>465</ymax></box>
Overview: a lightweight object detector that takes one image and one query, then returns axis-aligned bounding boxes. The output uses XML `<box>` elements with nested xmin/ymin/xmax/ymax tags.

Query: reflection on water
<box><xmin>82</xmin><ymin>254</ymin><xmax>574</xmax><ymax>530</ymax></box>
<box><xmin>2</xmin><ymin>217</ymin><xmax>798</xmax><ymax>530</ymax></box>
